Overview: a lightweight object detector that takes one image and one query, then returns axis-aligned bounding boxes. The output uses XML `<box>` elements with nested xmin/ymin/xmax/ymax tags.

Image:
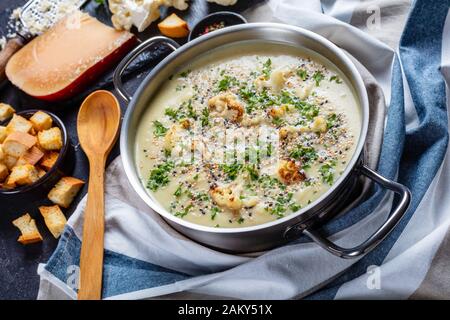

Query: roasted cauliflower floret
<box><xmin>208</xmin><ymin>93</ymin><xmax>244</xmax><ymax>122</ymax></box>
<box><xmin>164</xmin><ymin>124</ymin><xmax>179</xmax><ymax>151</ymax></box>
<box><xmin>270</xmin><ymin>69</ymin><xmax>286</xmax><ymax>92</ymax></box>
<box><xmin>210</xmin><ymin>184</ymin><xmax>243</xmax><ymax>211</ymax></box>
<box><xmin>311</xmin><ymin>116</ymin><xmax>327</xmax><ymax>133</ymax></box>
<box><xmin>269</xmin><ymin>105</ymin><xmax>288</xmax><ymax>118</ymax></box>
<box><xmin>295</xmin><ymin>82</ymin><xmax>314</xmax><ymax>100</ymax></box>
<box><xmin>277</xmin><ymin>160</ymin><xmax>305</xmax><ymax>184</ymax></box>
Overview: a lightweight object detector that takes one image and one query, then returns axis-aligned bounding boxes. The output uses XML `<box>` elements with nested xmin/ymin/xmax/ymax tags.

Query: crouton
<box><xmin>17</xmin><ymin>146</ymin><xmax>44</xmax><ymax>166</ymax></box>
<box><xmin>37</xmin><ymin>168</ymin><xmax>46</xmax><ymax>178</ymax></box>
<box><xmin>0</xmin><ymin>163</ymin><xmax>8</xmax><ymax>182</ymax></box>
<box><xmin>30</xmin><ymin>111</ymin><xmax>53</xmax><ymax>131</ymax></box>
<box><xmin>6</xmin><ymin>114</ymin><xmax>33</xmax><ymax>134</ymax></box>
<box><xmin>3</xmin><ymin>132</ymin><xmax>37</xmax><ymax>157</ymax></box>
<box><xmin>39</xmin><ymin>152</ymin><xmax>59</xmax><ymax>170</ymax></box>
<box><xmin>0</xmin><ymin>126</ymin><xmax>6</xmax><ymax>143</ymax></box>
<box><xmin>38</xmin><ymin>127</ymin><xmax>63</xmax><ymax>151</ymax></box>
<box><xmin>4</xmin><ymin>155</ymin><xmax>18</xmax><ymax>170</ymax></box>
<box><xmin>0</xmin><ymin>145</ymin><xmax>4</xmax><ymax>161</ymax></box>
<box><xmin>0</xmin><ymin>103</ymin><xmax>15</xmax><ymax>122</ymax></box>
<box><xmin>39</xmin><ymin>205</ymin><xmax>67</xmax><ymax>238</ymax></box>
<box><xmin>8</xmin><ymin>164</ymin><xmax>39</xmax><ymax>185</ymax></box>
<box><xmin>12</xmin><ymin>213</ymin><xmax>43</xmax><ymax>244</ymax></box>
<box><xmin>1</xmin><ymin>180</ymin><xmax>16</xmax><ymax>189</ymax></box>
<box><xmin>158</xmin><ymin>13</ymin><xmax>189</xmax><ymax>38</ymax></box>
<box><xmin>48</xmin><ymin>176</ymin><xmax>85</xmax><ymax>208</ymax></box>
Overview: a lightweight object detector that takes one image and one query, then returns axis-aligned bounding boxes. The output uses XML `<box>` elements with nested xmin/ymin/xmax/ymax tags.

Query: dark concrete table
<box><xmin>0</xmin><ymin>0</ymin><xmax>264</xmax><ymax>300</ymax></box>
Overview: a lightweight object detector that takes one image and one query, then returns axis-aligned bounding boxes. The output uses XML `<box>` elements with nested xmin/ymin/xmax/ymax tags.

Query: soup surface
<box><xmin>135</xmin><ymin>43</ymin><xmax>361</xmax><ymax>228</ymax></box>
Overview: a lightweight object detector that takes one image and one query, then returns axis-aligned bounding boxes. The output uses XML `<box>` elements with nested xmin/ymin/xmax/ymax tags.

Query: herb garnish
<box><xmin>153</xmin><ymin>121</ymin><xmax>168</xmax><ymax>137</ymax></box>
<box><xmin>147</xmin><ymin>161</ymin><xmax>174</xmax><ymax>191</ymax></box>
<box><xmin>297</xmin><ymin>68</ymin><xmax>308</xmax><ymax>81</ymax></box>
<box><xmin>312</xmin><ymin>71</ymin><xmax>325</xmax><ymax>86</ymax></box>
<box><xmin>289</xmin><ymin>146</ymin><xmax>318</xmax><ymax>169</ymax></box>
<box><xmin>217</xmin><ymin>75</ymin><xmax>239</xmax><ymax>91</ymax></box>
<box><xmin>330</xmin><ymin>75</ymin><xmax>342</xmax><ymax>83</ymax></box>
<box><xmin>262</xmin><ymin>58</ymin><xmax>272</xmax><ymax>79</ymax></box>
<box><xmin>220</xmin><ymin>162</ymin><xmax>243</xmax><ymax>181</ymax></box>
<box><xmin>319</xmin><ymin>160</ymin><xmax>337</xmax><ymax>185</ymax></box>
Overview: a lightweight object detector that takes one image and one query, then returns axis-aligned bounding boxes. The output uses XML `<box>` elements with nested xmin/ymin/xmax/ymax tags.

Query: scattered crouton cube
<box><xmin>39</xmin><ymin>205</ymin><xmax>67</xmax><ymax>238</ymax></box>
<box><xmin>0</xmin><ymin>145</ymin><xmax>4</xmax><ymax>161</ymax></box>
<box><xmin>17</xmin><ymin>146</ymin><xmax>44</xmax><ymax>166</ymax></box>
<box><xmin>12</xmin><ymin>213</ymin><xmax>43</xmax><ymax>244</ymax></box>
<box><xmin>37</xmin><ymin>168</ymin><xmax>46</xmax><ymax>178</ymax></box>
<box><xmin>0</xmin><ymin>163</ymin><xmax>8</xmax><ymax>182</ymax></box>
<box><xmin>0</xmin><ymin>126</ymin><xmax>6</xmax><ymax>143</ymax></box>
<box><xmin>39</xmin><ymin>152</ymin><xmax>59</xmax><ymax>170</ymax></box>
<box><xmin>6</xmin><ymin>114</ymin><xmax>33</xmax><ymax>134</ymax></box>
<box><xmin>0</xmin><ymin>103</ymin><xmax>15</xmax><ymax>122</ymax></box>
<box><xmin>30</xmin><ymin>111</ymin><xmax>53</xmax><ymax>131</ymax></box>
<box><xmin>4</xmin><ymin>155</ymin><xmax>18</xmax><ymax>170</ymax></box>
<box><xmin>38</xmin><ymin>127</ymin><xmax>62</xmax><ymax>151</ymax></box>
<box><xmin>8</xmin><ymin>164</ymin><xmax>39</xmax><ymax>185</ymax></box>
<box><xmin>3</xmin><ymin>132</ymin><xmax>37</xmax><ymax>158</ymax></box>
<box><xmin>48</xmin><ymin>176</ymin><xmax>85</xmax><ymax>208</ymax></box>
<box><xmin>1</xmin><ymin>180</ymin><xmax>16</xmax><ymax>189</ymax></box>
<box><xmin>158</xmin><ymin>13</ymin><xmax>190</xmax><ymax>38</ymax></box>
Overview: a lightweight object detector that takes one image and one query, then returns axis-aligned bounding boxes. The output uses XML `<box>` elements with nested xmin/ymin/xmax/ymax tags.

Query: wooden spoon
<box><xmin>77</xmin><ymin>90</ymin><xmax>121</xmax><ymax>300</ymax></box>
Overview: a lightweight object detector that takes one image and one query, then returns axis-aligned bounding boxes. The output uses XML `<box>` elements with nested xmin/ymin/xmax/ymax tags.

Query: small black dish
<box><xmin>188</xmin><ymin>11</ymin><xmax>248</xmax><ymax>42</ymax></box>
<box><xmin>0</xmin><ymin>109</ymin><xmax>75</xmax><ymax>202</ymax></box>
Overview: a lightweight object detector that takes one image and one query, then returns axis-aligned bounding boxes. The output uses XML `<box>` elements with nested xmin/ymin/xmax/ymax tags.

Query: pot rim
<box><xmin>120</xmin><ymin>22</ymin><xmax>369</xmax><ymax>234</ymax></box>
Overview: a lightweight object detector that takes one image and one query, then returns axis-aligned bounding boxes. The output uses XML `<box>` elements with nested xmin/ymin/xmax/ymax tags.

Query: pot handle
<box><xmin>113</xmin><ymin>36</ymin><xmax>180</xmax><ymax>102</ymax></box>
<box><xmin>302</xmin><ymin>164</ymin><xmax>411</xmax><ymax>259</ymax></box>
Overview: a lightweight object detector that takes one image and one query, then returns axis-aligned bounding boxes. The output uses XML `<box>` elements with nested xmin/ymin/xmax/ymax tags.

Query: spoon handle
<box><xmin>78</xmin><ymin>157</ymin><xmax>106</xmax><ymax>300</ymax></box>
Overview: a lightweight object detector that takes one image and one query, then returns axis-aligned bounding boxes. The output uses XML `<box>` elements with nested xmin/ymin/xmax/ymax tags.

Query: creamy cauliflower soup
<box><xmin>135</xmin><ymin>43</ymin><xmax>361</xmax><ymax>228</ymax></box>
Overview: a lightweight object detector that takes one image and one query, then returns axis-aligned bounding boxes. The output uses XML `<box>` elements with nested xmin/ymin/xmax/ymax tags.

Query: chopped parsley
<box><xmin>175</xmin><ymin>204</ymin><xmax>193</xmax><ymax>218</ymax></box>
<box><xmin>271</xmin><ymin>116</ymin><xmax>285</xmax><ymax>127</ymax></box>
<box><xmin>297</xmin><ymin>68</ymin><xmax>308</xmax><ymax>81</ymax></box>
<box><xmin>262</xmin><ymin>58</ymin><xmax>272</xmax><ymax>79</ymax></box>
<box><xmin>220</xmin><ymin>162</ymin><xmax>243</xmax><ymax>181</ymax></box>
<box><xmin>319</xmin><ymin>160</ymin><xmax>337</xmax><ymax>185</ymax></box>
<box><xmin>164</xmin><ymin>107</ymin><xmax>179</xmax><ymax>121</ymax></box>
<box><xmin>211</xmin><ymin>207</ymin><xmax>220</xmax><ymax>220</ymax></box>
<box><xmin>289</xmin><ymin>146</ymin><xmax>318</xmax><ymax>169</ymax></box>
<box><xmin>244</xmin><ymin>164</ymin><xmax>259</xmax><ymax>181</ymax></box>
<box><xmin>312</xmin><ymin>71</ymin><xmax>325</xmax><ymax>86</ymax></box>
<box><xmin>217</xmin><ymin>75</ymin><xmax>239</xmax><ymax>91</ymax></box>
<box><xmin>326</xmin><ymin>113</ymin><xmax>338</xmax><ymax>129</ymax></box>
<box><xmin>237</xmin><ymin>217</ymin><xmax>245</xmax><ymax>224</ymax></box>
<box><xmin>200</xmin><ymin>107</ymin><xmax>210</xmax><ymax>127</ymax></box>
<box><xmin>266</xmin><ymin>142</ymin><xmax>273</xmax><ymax>157</ymax></box>
<box><xmin>174</xmin><ymin>184</ymin><xmax>183</xmax><ymax>197</ymax></box>
<box><xmin>330</xmin><ymin>75</ymin><xmax>342</xmax><ymax>83</ymax></box>
<box><xmin>179</xmin><ymin>70</ymin><xmax>191</xmax><ymax>78</ymax></box>
<box><xmin>152</xmin><ymin>120</ymin><xmax>168</xmax><ymax>137</ymax></box>
<box><xmin>186</xmin><ymin>100</ymin><xmax>197</xmax><ymax>119</ymax></box>
<box><xmin>279</xmin><ymin>91</ymin><xmax>319</xmax><ymax>120</ymax></box>
<box><xmin>147</xmin><ymin>161</ymin><xmax>174</xmax><ymax>191</ymax></box>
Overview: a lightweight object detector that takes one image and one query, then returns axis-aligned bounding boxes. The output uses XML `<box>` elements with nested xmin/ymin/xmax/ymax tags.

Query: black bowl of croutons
<box><xmin>0</xmin><ymin>106</ymin><xmax>75</xmax><ymax>201</ymax></box>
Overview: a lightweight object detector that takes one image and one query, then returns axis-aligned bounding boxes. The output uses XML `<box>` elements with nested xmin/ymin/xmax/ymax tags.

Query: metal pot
<box><xmin>113</xmin><ymin>23</ymin><xmax>411</xmax><ymax>258</ymax></box>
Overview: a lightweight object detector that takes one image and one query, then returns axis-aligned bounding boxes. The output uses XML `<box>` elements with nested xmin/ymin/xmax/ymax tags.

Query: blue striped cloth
<box><xmin>38</xmin><ymin>0</ymin><xmax>450</xmax><ymax>299</ymax></box>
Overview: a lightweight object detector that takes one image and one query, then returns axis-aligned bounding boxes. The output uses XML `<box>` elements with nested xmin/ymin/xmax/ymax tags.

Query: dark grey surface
<box><xmin>0</xmin><ymin>0</ymin><xmax>264</xmax><ymax>300</ymax></box>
